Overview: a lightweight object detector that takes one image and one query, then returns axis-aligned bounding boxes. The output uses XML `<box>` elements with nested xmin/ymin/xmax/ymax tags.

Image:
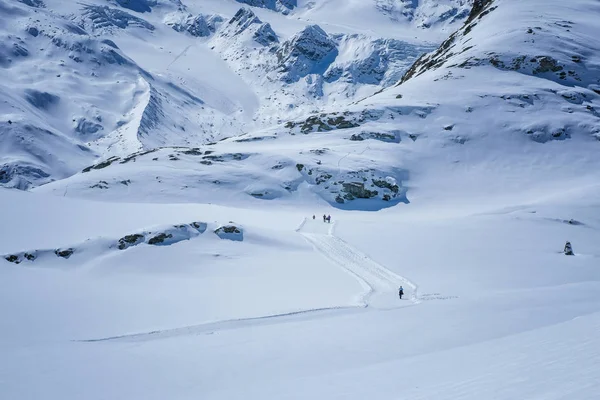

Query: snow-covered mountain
<box><xmin>0</xmin><ymin>0</ymin><xmax>456</xmax><ymax>190</ymax></box>
<box><xmin>2</xmin><ymin>1</ymin><xmax>600</xmax><ymax>398</ymax></box>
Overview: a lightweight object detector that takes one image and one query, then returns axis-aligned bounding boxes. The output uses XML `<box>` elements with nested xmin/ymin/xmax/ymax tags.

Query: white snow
<box><xmin>2</xmin><ymin>0</ymin><xmax>600</xmax><ymax>398</ymax></box>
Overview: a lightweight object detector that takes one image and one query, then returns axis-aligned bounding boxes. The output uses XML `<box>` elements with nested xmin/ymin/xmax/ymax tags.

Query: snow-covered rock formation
<box><xmin>375</xmin><ymin>0</ymin><xmax>473</xmax><ymax>28</ymax></box>
<box><xmin>164</xmin><ymin>12</ymin><xmax>223</xmax><ymax>37</ymax></box>
<box><xmin>235</xmin><ymin>0</ymin><xmax>297</xmax><ymax>15</ymax></box>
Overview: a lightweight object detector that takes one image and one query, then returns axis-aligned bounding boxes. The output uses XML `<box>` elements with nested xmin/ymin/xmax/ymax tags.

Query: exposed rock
<box><xmin>398</xmin><ymin>0</ymin><xmax>497</xmax><ymax>84</ymax></box>
<box><xmin>0</xmin><ymin>163</ymin><xmax>51</xmax><ymax>189</ymax></box>
<box><xmin>235</xmin><ymin>0</ymin><xmax>296</xmax><ymax>15</ymax></box>
<box><xmin>276</xmin><ymin>25</ymin><xmax>338</xmax><ymax>83</ymax></box>
<box><xmin>190</xmin><ymin>222</ymin><xmax>208</xmax><ymax>232</ymax></box>
<box><xmin>90</xmin><ymin>180</ymin><xmax>110</xmax><ymax>189</ymax></box>
<box><xmin>342</xmin><ymin>182</ymin><xmax>378</xmax><ymax>199</ymax></box>
<box><xmin>165</xmin><ymin>13</ymin><xmax>223</xmax><ymax>37</ymax></box>
<box><xmin>118</xmin><ymin>234</ymin><xmax>145</xmax><ymax>250</ymax></box>
<box><xmin>286</xmin><ymin>113</ymin><xmax>359</xmax><ymax>134</ymax></box>
<box><xmin>82</xmin><ymin>156</ymin><xmax>121</xmax><ymax>173</ymax></box>
<box><xmin>80</xmin><ymin>5</ymin><xmax>155</xmax><ymax>33</ymax></box>
<box><xmin>564</xmin><ymin>241</ymin><xmax>574</xmax><ymax>256</ymax></box>
<box><xmin>214</xmin><ymin>224</ymin><xmax>244</xmax><ymax>241</ymax></box>
<box><xmin>372</xmin><ymin>178</ymin><xmax>399</xmax><ymax>194</ymax></box>
<box><xmin>147</xmin><ymin>233</ymin><xmax>173</xmax><ymax>245</ymax></box>
<box><xmin>5</xmin><ymin>255</ymin><xmax>20</xmax><ymax>264</ymax></box>
<box><xmin>375</xmin><ymin>0</ymin><xmax>471</xmax><ymax>27</ymax></box>
<box><xmin>24</xmin><ymin>89</ymin><xmax>60</xmax><ymax>110</ymax></box>
<box><xmin>18</xmin><ymin>0</ymin><xmax>45</xmax><ymax>7</ymax></box>
<box><xmin>109</xmin><ymin>0</ymin><xmax>159</xmax><ymax>14</ymax></box>
<box><xmin>253</xmin><ymin>22</ymin><xmax>279</xmax><ymax>46</ymax></box>
<box><xmin>221</xmin><ymin>8</ymin><xmax>278</xmax><ymax>46</ymax></box>
<box><xmin>350</xmin><ymin>131</ymin><xmax>399</xmax><ymax>143</ymax></box>
<box><xmin>55</xmin><ymin>248</ymin><xmax>74</xmax><ymax>259</ymax></box>
<box><xmin>75</xmin><ymin>118</ymin><xmax>104</xmax><ymax>136</ymax></box>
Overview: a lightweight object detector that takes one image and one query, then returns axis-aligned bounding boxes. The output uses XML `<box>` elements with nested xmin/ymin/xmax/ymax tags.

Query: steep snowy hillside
<box><xmin>1</xmin><ymin>0</ymin><xmax>448</xmax><ymax>189</ymax></box>
<box><xmin>29</xmin><ymin>0</ymin><xmax>599</xmax><ymax>211</ymax></box>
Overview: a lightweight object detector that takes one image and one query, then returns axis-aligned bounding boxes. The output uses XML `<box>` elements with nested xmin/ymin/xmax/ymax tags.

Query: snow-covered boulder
<box><xmin>276</xmin><ymin>25</ymin><xmax>338</xmax><ymax>83</ymax></box>
<box><xmin>214</xmin><ymin>224</ymin><xmax>244</xmax><ymax>241</ymax></box>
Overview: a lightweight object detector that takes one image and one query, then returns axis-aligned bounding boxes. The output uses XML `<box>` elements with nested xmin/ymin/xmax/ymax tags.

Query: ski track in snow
<box><xmin>76</xmin><ymin>218</ymin><xmax>420</xmax><ymax>343</ymax></box>
<box><xmin>76</xmin><ymin>306</ymin><xmax>366</xmax><ymax>343</ymax></box>
<box><xmin>299</xmin><ymin>218</ymin><xmax>420</xmax><ymax>307</ymax></box>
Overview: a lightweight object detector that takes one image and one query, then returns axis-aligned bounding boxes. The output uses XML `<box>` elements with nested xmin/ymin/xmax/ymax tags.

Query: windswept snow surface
<box><xmin>3</xmin><ymin>178</ymin><xmax>600</xmax><ymax>398</ymax></box>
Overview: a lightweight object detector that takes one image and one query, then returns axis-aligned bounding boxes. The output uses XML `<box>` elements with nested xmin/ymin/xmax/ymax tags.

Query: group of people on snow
<box><xmin>312</xmin><ymin>214</ymin><xmax>331</xmax><ymax>223</ymax></box>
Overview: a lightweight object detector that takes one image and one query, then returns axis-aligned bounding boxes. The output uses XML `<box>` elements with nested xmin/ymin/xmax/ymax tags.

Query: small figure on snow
<box><xmin>312</xmin><ymin>215</ymin><xmax>316</xmax><ymax>220</ymax></box>
<box><xmin>323</xmin><ymin>214</ymin><xmax>327</xmax><ymax>222</ymax></box>
<box><xmin>564</xmin><ymin>241</ymin><xmax>574</xmax><ymax>256</ymax></box>
<box><xmin>327</xmin><ymin>215</ymin><xmax>331</xmax><ymax>223</ymax></box>
<box><xmin>398</xmin><ymin>286</ymin><xmax>404</xmax><ymax>299</ymax></box>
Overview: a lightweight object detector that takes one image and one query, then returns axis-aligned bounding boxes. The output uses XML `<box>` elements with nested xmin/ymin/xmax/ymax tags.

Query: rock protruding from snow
<box><xmin>17</xmin><ymin>0</ymin><xmax>45</xmax><ymax>8</ymax></box>
<box><xmin>109</xmin><ymin>0</ymin><xmax>157</xmax><ymax>13</ymax></box>
<box><xmin>2</xmin><ymin>221</ymin><xmax>211</xmax><ymax>265</ymax></box>
<box><xmin>564</xmin><ymin>241</ymin><xmax>574</xmax><ymax>256</ymax></box>
<box><xmin>276</xmin><ymin>25</ymin><xmax>338</xmax><ymax>83</ymax></box>
<box><xmin>80</xmin><ymin>5</ymin><xmax>156</xmax><ymax>33</ymax></box>
<box><xmin>164</xmin><ymin>13</ymin><xmax>223</xmax><ymax>37</ymax></box>
<box><xmin>324</xmin><ymin>35</ymin><xmax>428</xmax><ymax>86</ymax></box>
<box><xmin>376</xmin><ymin>0</ymin><xmax>472</xmax><ymax>28</ymax></box>
<box><xmin>214</xmin><ymin>224</ymin><xmax>244</xmax><ymax>241</ymax></box>
<box><xmin>219</xmin><ymin>8</ymin><xmax>278</xmax><ymax>46</ymax></box>
<box><xmin>235</xmin><ymin>0</ymin><xmax>297</xmax><ymax>15</ymax></box>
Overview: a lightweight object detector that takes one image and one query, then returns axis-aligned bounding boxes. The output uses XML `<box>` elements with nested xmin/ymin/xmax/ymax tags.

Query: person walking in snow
<box><xmin>323</xmin><ymin>214</ymin><xmax>327</xmax><ymax>223</ymax></box>
<box><xmin>327</xmin><ymin>215</ymin><xmax>331</xmax><ymax>223</ymax></box>
<box><xmin>398</xmin><ymin>286</ymin><xmax>404</xmax><ymax>299</ymax></box>
<box><xmin>312</xmin><ymin>215</ymin><xmax>315</xmax><ymax>220</ymax></box>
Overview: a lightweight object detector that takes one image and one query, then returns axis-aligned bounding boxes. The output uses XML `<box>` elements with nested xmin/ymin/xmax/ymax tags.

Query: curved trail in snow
<box><xmin>298</xmin><ymin>218</ymin><xmax>420</xmax><ymax>307</ymax></box>
<box><xmin>76</xmin><ymin>218</ymin><xmax>419</xmax><ymax>343</ymax></box>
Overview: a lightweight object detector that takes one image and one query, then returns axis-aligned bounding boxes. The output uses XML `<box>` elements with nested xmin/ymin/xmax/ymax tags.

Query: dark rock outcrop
<box><xmin>166</xmin><ymin>13</ymin><xmax>223</xmax><ymax>37</ymax></box>
<box><xmin>276</xmin><ymin>25</ymin><xmax>337</xmax><ymax>83</ymax></box>
<box><xmin>81</xmin><ymin>5</ymin><xmax>155</xmax><ymax>32</ymax></box>
<box><xmin>235</xmin><ymin>0</ymin><xmax>296</xmax><ymax>15</ymax></box>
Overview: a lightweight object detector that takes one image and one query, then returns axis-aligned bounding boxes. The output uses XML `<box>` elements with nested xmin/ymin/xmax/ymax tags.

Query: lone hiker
<box><xmin>398</xmin><ymin>286</ymin><xmax>404</xmax><ymax>299</ymax></box>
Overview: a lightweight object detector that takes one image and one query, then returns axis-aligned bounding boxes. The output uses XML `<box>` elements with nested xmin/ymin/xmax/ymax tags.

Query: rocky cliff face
<box><xmin>375</xmin><ymin>0</ymin><xmax>473</xmax><ymax>28</ymax></box>
<box><xmin>218</xmin><ymin>7</ymin><xmax>278</xmax><ymax>46</ymax></box>
<box><xmin>398</xmin><ymin>0</ymin><xmax>600</xmax><ymax>91</ymax></box>
<box><xmin>275</xmin><ymin>25</ymin><xmax>338</xmax><ymax>83</ymax></box>
<box><xmin>164</xmin><ymin>12</ymin><xmax>223</xmax><ymax>37</ymax></box>
<box><xmin>235</xmin><ymin>0</ymin><xmax>297</xmax><ymax>15</ymax></box>
<box><xmin>79</xmin><ymin>5</ymin><xmax>156</xmax><ymax>34</ymax></box>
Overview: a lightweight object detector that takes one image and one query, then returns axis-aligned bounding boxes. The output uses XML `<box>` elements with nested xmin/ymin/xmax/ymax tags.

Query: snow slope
<box><xmin>2</xmin><ymin>180</ymin><xmax>600</xmax><ymax>398</ymax></box>
<box><xmin>2</xmin><ymin>0</ymin><xmax>600</xmax><ymax>398</ymax></box>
